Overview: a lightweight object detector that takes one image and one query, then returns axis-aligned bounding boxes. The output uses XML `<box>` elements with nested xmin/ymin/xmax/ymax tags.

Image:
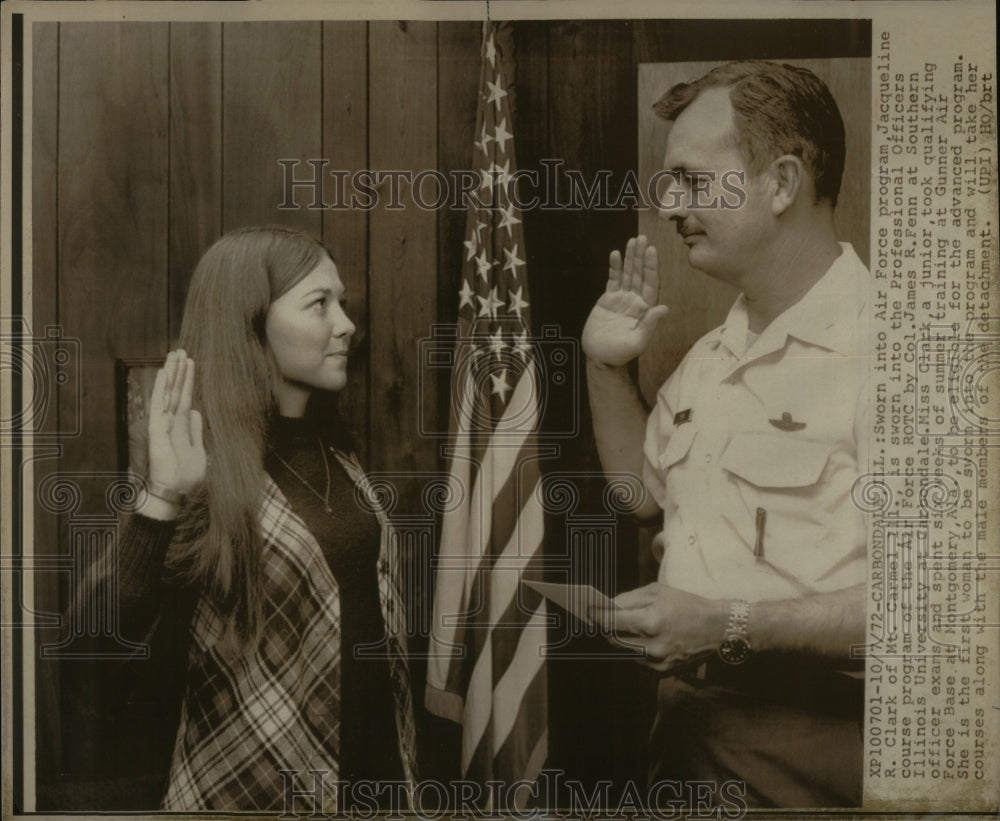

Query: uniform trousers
<box><xmin>647</xmin><ymin>655</ymin><xmax>863</xmax><ymax>808</ymax></box>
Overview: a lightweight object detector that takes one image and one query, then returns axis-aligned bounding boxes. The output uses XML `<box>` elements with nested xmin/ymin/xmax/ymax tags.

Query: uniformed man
<box><xmin>584</xmin><ymin>61</ymin><xmax>868</xmax><ymax>807</ymax></box>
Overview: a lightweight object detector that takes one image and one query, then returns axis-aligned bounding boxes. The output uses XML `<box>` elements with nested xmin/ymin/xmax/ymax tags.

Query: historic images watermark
<box><xmin>278</xmin><ymin>769</ymin><xmax>750</xmax><ymax>820</ymax></box>
<box><xmin>277</xmin><ymin>159</ymin><xmax>748</xmax><ymax>213</ymax></box>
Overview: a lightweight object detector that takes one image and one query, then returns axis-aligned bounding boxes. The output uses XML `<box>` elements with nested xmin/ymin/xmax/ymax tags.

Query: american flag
<box><xmin>425</xmin><ymin>21</ymin><xmax>549</xmax><ymax>801</ymax></box>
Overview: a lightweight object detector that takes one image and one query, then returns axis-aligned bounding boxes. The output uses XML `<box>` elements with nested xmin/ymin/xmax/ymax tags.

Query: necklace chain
<box><xmin>271</xmin><ymin>436</ymin><xmax>333</xmax><ymax>514</ymax></box>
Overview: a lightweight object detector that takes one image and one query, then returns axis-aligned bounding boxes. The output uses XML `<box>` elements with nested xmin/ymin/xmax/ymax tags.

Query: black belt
<box><xmin>680</xmin><ymin>653</ymin><xmax>865</xmax><ymax>718</ymax></box>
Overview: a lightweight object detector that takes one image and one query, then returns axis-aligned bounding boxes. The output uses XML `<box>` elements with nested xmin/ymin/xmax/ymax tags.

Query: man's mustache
<box><xmin>672</xmin><ymin>217</ymin><xmax>702</xmax><ymax>238</ymax></box>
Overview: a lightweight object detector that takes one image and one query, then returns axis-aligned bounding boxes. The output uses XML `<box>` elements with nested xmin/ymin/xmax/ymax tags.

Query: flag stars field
<box><xmin>508</xmin><ymin>286</ymin><xmax>529</xmax><ymax>319</ymax></box>
<box><xmin>513</xmin><ymin>331</ymin><xmax>531</xmax><ymax>363</ymax></box>
<box><xmin>459</xmin><ymin>279</ymin><xmax>475</xmax><ymax>310</ymax></box>
<box><xmin>486</xmin><ymin>76</ymin><xmax>507</xmax><ymax>110</ymax></box>
<box><xmin>490</xmin><ymin>368</ymin><xmax>512</xmax><ymax>402</ymax></box>
<box><xmin>489</xmin><ymin>328</ymin><xmax>507</xmax><ymax>360</ymax></box>
<box><xmin>484</xmin><ymin>32</ymin><xmax>496</xmax><ymax>67</ymax></box>
<box><xmin>498</xmin><ymin>203</ymin><xmax>521</xmax><ymax>234</ymax></box>
<box><xmin>475</xmin><ymin>249</ymin><xmax>491</xmax><ymax>281</ymax></box>
<box><xmin>476</xmin><ymin>123</ymin><xmax>494</xmax><ymax>157</ymax></box>
<box><xmin>493</xmin><ymin>118</ymin><xmax>513</xmax><ymax>154</ymax></box>
<box><xmin>503</xmin><ymin>244</ymin><xmax>524</xmax><ymax>277</ymax></box>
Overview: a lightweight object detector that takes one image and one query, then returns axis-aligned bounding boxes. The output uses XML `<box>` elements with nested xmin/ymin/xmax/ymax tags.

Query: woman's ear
<box><xmin>768</xmin><ymin>154</ymin><xmax>804</xmax><ymax>216</ymax></box>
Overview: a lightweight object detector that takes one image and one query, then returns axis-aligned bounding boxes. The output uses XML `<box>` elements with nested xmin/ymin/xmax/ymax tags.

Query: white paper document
<box><xmin>523</xmin><ymin>580</ymin><xmax>617</xmax><ymax>626</ymax></box>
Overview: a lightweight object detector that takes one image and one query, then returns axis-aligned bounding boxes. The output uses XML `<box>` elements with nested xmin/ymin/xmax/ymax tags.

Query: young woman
<box><xmin>94</xmin><ymin>226</ymin><xmax>417</xmax><ymax>810</ymax></box>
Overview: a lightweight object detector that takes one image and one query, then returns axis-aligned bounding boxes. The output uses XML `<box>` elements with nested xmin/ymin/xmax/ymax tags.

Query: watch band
<box><xmin>145</xmin><ymin>479</ymin><xmax>183</xmax><ymax>506</ymax></box>
<box><xmin>718</xmin><ymin>599</ymin><xmax>751</xmax><ymax>665</ymax></box>
<box><xmin>727</xmin><ymin>599</ymin><xmax>749</xmax><ymax>636</ymax></box>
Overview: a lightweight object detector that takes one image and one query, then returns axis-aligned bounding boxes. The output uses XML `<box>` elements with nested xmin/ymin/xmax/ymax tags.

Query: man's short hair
<box><xmin>653</xmin><ymin>61</ymin><xmax>846</xmax><ymax>206</ymax></box>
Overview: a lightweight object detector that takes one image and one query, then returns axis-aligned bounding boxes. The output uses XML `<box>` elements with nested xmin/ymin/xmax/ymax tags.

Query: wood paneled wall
<box><xmin>30</xmin><ymin>19</ymin><xmax>481</xmax><ymax>805</ymax></box>
<box><xmin>29</xmin><ymin>18</ymin><xmax>871</xmax><ymax>806</ymax></box>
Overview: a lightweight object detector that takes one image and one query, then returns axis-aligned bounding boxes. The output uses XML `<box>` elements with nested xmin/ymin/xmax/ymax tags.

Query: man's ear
<box><xmin>768</xmin><ymin>154</ymin><xmax>804</xmax><ymax>216</ymax></box>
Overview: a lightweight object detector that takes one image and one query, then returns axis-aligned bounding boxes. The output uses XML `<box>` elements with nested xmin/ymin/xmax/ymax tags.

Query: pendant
<box><xmin>324</xmin><ymin>503</ymin><xmax>332</xmax><ymax>514</ymax></box>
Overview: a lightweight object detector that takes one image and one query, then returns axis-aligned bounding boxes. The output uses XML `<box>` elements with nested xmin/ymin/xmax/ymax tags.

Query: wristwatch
<box><xmin>718</xmin><ymin>599</ymin><xmax>751</xmax><ymax>665</ymax></box>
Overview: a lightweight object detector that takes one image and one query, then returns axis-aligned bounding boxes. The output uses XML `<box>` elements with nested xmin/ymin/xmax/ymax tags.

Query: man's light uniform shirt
<box><xmin>642</xmin><ymin>243</ymin><xmax>870</xmax><ymax>602</ymax></box>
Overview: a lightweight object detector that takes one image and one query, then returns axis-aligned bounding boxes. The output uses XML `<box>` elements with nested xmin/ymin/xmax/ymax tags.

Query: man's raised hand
<box><xmin>582</xmin><ymin>235</ymin><xmax>669</xmax><ymax>368</ymax></box>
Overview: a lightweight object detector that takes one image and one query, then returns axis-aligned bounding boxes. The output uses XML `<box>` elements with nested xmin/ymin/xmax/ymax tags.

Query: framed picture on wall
<box><xmin>115</xmin><ymin>357</ymin><xmax>163</xmax><ymax>476</ymax></box>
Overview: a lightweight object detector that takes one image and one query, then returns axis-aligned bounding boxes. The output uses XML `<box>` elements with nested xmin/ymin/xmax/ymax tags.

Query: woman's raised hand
<box><xmin>581</xmin><ymin>235</ymin><xmax>670</xmax><ymax>368</ymax></box>
<box><xmin>146</xmin><ymin>350</ymin><xmax>207</xmax><ymax>500</ymax></box>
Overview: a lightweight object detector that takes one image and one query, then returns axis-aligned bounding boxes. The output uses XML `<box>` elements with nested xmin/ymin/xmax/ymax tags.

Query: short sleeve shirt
<box><xmin>642</xmin><ymin>244</ymin><xmax>870</xmax><ymax>602</ymax></box>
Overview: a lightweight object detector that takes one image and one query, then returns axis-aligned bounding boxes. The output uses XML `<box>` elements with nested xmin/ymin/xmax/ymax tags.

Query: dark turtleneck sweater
<box><xmin>264</xmin><ymin>415</ymin><xmax>404</xmax><ymax>786</ymax></box>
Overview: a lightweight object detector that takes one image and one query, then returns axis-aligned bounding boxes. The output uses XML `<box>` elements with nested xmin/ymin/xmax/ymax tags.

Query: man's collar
<box><xmin>718</xmin><ymin>242</ymin><xmax>868</xmax><ymax>359</ymax></box>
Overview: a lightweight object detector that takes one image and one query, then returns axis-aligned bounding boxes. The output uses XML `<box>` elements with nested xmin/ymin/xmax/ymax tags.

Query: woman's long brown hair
<box><xmin>171</xmin><ymin>226</ymin><xmax>331</xmax><ymax>643</ymax></box>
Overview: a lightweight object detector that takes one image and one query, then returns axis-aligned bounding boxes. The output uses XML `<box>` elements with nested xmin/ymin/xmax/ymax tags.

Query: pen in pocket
<box><xmin>754</xmin><ymin>507</ymin><xmax>767</xmax><ymax>560</ymax></box>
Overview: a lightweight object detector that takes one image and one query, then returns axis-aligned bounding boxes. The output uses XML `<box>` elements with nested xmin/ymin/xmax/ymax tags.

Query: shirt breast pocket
<box><xmin>720</xmin><ymin>432</ymin><xmax>833</xmax><ymax>490</ymax></box>
<box><xmin>718</xmin><ymin>432</ymin><xmax>849</xmax><ymax>585</ymax></box>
